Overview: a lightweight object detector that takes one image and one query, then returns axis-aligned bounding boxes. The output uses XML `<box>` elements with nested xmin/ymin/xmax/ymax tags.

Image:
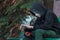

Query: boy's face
<box><xmin>35</xmin><ymin>13</ymin><xmax>41</xmax><ymax>17</ymax></box>
<box><xmin>30</xmin><ymin>11</ymin><xmax>41</xmax><ymax>18</ymax></box>
<box><xmin>33</xmin><ymin>11</ymin><xmax>41</xmax><ymax>18</ymax></box>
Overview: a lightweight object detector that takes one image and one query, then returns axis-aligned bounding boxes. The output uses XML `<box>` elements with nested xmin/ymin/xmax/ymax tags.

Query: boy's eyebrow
<box><xmin>30</xmin><ymin>11</ymin><xmax>35</xmax><ymax>16</ymax></box>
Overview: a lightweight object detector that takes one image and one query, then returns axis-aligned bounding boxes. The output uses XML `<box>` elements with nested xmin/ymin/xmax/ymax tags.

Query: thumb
<box><xmin>20</xmin><ymin>24</ymin><xmax>23</xmax><ymax>30</ymax></box>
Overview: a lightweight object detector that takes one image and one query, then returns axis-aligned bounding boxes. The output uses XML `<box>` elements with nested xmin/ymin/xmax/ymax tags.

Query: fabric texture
<box><xmin>30</xmin><ymin>2</ymin><xmax>60</xmax><ymax>34</ymax></box>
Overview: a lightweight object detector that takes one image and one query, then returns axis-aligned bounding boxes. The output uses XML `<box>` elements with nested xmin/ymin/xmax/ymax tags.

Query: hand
<box><xmin>22</xmin><ymin>24</ymin><xmax>33</xmax><ymax>29</ymax></box>
<box><xmin>19</xmin><ymin>24</ymin><xmax>24</xmax><ymax>30</ymax></box>
<box><xmin>20</xmin><ymin>24</ymin><xmax>33</xmax><ymax>30</ymax></box>
<box><xmin>26</xmin><ymin>25</ymin><xmax>33</xmax><ymax>29</ymax></box>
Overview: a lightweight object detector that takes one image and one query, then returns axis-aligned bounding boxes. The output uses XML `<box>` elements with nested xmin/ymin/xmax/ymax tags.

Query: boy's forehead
<box><xmin>34</xmin><ymin>12</ymin><xmax>41</xmax><ymax>15</ymax></box>
<box><xmin>33</xmin><ymin>11</ymin><xmax>40</xmax><ymax>14</ymax></box>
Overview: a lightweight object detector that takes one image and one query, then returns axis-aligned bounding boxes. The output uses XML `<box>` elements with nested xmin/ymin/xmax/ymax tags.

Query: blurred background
<box><xmin>0</xmin><ymin>0</ymin><xmax>60</xmax><ymax>40</ymax></box>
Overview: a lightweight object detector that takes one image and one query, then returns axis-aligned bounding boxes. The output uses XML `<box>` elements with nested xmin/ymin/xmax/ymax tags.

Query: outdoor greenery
<box><xmin>0</xmin><ymin>0</ymin><xmax>42</xmax><ymax>39</ymax></box>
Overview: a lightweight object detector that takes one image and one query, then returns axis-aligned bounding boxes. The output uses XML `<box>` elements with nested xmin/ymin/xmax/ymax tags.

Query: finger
<box><xmin>20</xmin><ymin>24</ymin><xmax>23</xmax><ymax>30</ymax></box>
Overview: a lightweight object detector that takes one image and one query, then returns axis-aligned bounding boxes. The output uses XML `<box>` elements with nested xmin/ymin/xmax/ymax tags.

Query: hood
<box><xmin>30</xmin><ymin>2</ymin><xmax>46</xmax><ymax>16</ymax></box>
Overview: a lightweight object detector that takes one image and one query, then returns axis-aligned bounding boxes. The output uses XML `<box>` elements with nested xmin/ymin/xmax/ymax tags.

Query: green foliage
<box><xmin>0</xmin><ymin>0</ymin><xmax>26</xmax><ymax>38</ymax></box>
<box><xmin>0</xmin><ymin>0</ymin><xmax>42</xmax><ymax>39</ymax></box>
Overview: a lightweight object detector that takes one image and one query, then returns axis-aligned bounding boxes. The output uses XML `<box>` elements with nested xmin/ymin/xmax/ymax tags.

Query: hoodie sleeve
<box><xmin>34</xmin><ymin>11</ymin><xmax>54</xmax><ymax>30</ymax></box>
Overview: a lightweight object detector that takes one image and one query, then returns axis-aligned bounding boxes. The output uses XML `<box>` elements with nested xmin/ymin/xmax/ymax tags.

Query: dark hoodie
<box><xmin>30</xmin><ymin>2</ymin><xmax>60</xmax><ymax>34</ymax></box>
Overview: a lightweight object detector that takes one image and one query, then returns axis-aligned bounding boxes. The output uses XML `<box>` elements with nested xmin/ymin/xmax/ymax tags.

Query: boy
<box><xmin>20</xmin><ymin>2</ymin><xmax>60</xmax><ymax>40</ymax></box>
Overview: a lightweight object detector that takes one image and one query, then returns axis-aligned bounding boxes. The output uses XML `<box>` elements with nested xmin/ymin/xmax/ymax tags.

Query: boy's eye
<box><xmin>30</xmin><ymin>11</ymin><xmax>35</xmax><ymax>16</ymax></box>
